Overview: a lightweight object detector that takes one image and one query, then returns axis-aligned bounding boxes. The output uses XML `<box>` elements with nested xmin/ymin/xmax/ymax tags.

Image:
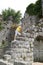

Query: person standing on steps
<box><xmin>14</xmin><ymin>25</ymin><xmax>22</xmax><ymax>39</ymax></box>
<box><xmin>12</xmin><ymin>22</ymin><xmax>23</xmax><ymax>42</ymax></box>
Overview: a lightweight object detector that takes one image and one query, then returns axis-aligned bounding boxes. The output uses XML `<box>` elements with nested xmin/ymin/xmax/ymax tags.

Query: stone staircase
<box><xmin>11</xmin><ymin>41</ymin><xmax>33</xmax><ymax>65</ymax></box>
<box><xmin>0</xmin><ymin>32</ymin><xmax>34</xmax><ymax>65</ymax></box>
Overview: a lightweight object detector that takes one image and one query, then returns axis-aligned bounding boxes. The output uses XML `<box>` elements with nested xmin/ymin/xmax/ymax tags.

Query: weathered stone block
<box><xmin>0</xmin><ymin>62</ymin><xmax>6</xmax><ymax>65</ymax></box>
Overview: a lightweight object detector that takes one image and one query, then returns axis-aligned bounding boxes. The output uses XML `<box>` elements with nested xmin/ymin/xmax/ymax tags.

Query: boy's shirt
<box><xmin>16</xmin><ymin>26</ymin><xmax>22</xmax><ymax>33</ymax></box>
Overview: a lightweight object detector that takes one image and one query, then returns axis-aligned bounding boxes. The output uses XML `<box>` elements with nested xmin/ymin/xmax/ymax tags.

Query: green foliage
<box><xmin>0</xmin><ymin>22</ymin><xmax>3</xmax><ymax>31</ymax></box>
<box><xmin>26</xmin><ymin>0</ymin><xmax>42</xmax><ymax>18</ymax></box>
<box><xmin>34</xmin><ymin>0</ymin><xmax>42</xmax><ymax>17</ymax></box>
<box><xmin>0</xmin><ymin>40</ymin><xmax>8</xmax><ymax>48</ymax></box>
<box><xmin>12</xmin><ymin>11</ymin><xmax>21</xmax><ymax>23</ymax></box>
<box><xmin>2</xmin><ymin>8</ymin><xmax>22</xmax><ymax>23</ymax></box>
<box><xmin>26</xmin><ymin>3</ymin><xmax>35</xmax><ymax>15</ymax></box>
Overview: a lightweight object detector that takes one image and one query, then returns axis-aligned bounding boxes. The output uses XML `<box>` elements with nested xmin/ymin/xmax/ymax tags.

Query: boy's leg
<box><xmin>11</xmin><ymin>30</ymin><xmax>18</xmax><ymax>43</ymax></box>
<box><xmin>14</xmin><ymin>30</ymin><xmax>18</xmax><ymax>40</ymax></box>
<box><xmin>17</xmin><ymin>31</ymin><xmax>21</xmax><ymax>36</ymax></box>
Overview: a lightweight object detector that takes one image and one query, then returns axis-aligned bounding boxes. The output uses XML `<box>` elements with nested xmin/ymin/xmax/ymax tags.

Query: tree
<box><xmin>12</xmin><ymin>11</ymin><xmax>21</xmax><ymax>23</ymax></box>
<box><xmin>26</xmin><ymin>3</ymin><xmax>35</xmax><ymax>15</ymax></box>
<box><xmin>2</xmin><ymin>8</ymin><xmax>22</xmax><ymax>23</ymax></box>
<box><xmin>26</xmin><ymin>0</ymin><xmax>42</xmax><ymax>18</ymax></box>
<box><xmin>34</xmin><ymin>0</ymin><xmax>42</xmax><ymax>18</ymax></box>
<box><xmin>2</xmin><ymin>9</ymin><xmax>7</xmax><ymax>21</ymax></box>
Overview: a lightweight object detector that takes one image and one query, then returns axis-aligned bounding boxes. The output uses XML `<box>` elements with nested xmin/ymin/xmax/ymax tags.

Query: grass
<box><xmin>0</xmin><ymin>22</ymin><xmax>4</xmax><ymax>31</ymax></box>
<box><xmin>0</xmin><ymin>26</ymin><xmax>4</xmax><ymax>31</ymax></box>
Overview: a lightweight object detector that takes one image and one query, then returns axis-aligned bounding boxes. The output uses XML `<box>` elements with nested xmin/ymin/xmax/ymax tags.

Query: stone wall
<box><xmin>21</xmin><ymin>13</ymin><xmax>31</xmax><ymax>31</ymax></box>
<box><xmin>33</xmin><ymin>36</ymin><xmax>43</xmax><ymax>62</ymax></box>
<box><xmin>21</xmin><ymin>13</ymin><xmax>38</xmax><ymax>31</ymax></box>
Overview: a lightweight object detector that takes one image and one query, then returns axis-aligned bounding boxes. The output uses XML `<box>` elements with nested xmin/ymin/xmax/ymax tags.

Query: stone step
<box><xmin>16</xmin><ymin>61</ymin><xmax>31</xmax><ymax>65</ymax></box>
<box><xmin>0</xmin><ymin>59</ymin><xmax>13</xmax><ymax>65</ymax></box>
<box><xmin>17</xmin><ymin>33</ymin><xmax>34</xmax><ymax>39</ymax></box>
<box><xmin>11</xmin><ymin>52</ymin><xmax>33</xmax><ymax>58</ymax></box>
<box><xmin>11</xmin><ymin>48</ymin><xmax>30</xmax><ymax>53</ymax></box>
<box><xmin>16</xmin><ymin>37</ymin><xmax>28</xmax><ymax>41</ymax></box>
<box><xmin>0</xmin><ymin>62</ymin><xmax>6</xmax><ymax>65</ymax></box>
<box><xmin>14</xmin><ymin>61</ymin><xmax>32</xmax><ymax>65</ymax></box>
<box><xmin>11</xmin><ymin>40</ymin><xmax>30</xmax><ymax>45</ymax></box>
<box><xmin>14</xmin><ymin>58</ymin><xmax>33</xmax><ymax>63</ymax></box>
<box><xmin>11</xmin><ymin>42</ymin><xmax>30</xmax><ymax>49</ymax></box>
<box><xmin>3</xmin><ymin>54</ymin><xmax>11</xmax><ymax>60</ymax></box>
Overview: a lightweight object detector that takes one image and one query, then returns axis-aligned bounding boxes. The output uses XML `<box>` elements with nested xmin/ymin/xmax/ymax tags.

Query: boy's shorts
<box><xmin>15</xmin><ymin>30</ymin><xmax>21</xmax><ymax>37</ymax></box>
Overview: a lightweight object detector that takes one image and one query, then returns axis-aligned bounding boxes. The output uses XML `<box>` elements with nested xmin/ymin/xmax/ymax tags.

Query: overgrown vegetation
<box><xmin>0</xmin><ymin>40</ymin><xmax>8</xmax><ymax>48</ymax></box>
<box><xmin>2</xmin><ymin>8</ymin><xmax>22</xmax><ymax>23</ymax></box>
<box><xmin>0</xmin><ymin>22</ymin><xmax>4</xmax><ymax>31</ymax></box>
<box><xmin>26</xmin><ymin>0</ymin><xmax>42</xmax><ymax>18</ymax></box>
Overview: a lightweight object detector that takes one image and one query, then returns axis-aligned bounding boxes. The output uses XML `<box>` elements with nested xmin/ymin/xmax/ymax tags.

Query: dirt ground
<box><xmin>32</xmin><ymin>62</ymin><xmax>43</xmax><ymax>65</ymax></box>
